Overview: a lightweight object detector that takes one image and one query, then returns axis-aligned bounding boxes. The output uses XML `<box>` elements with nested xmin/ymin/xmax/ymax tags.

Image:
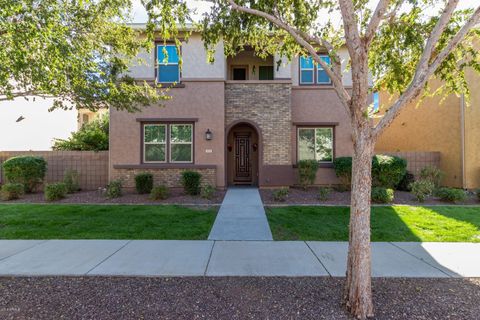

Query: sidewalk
<box><xmin>208</xmin><ymin>188</ymin><xmax>273</xmax><ymax>240</ymax></box>
<box><xmin>0</xmin><ymin>240</ymin><xmax>478</xmax><ymax>277</ymax></box>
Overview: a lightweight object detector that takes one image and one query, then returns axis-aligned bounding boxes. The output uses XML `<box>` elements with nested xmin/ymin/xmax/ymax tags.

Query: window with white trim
<box><xmin>297</xmin><ymin>127</ymin><xmax>333</xmax><ymax>162</ymax></box>
<box><xmin>157</xmin><ymin>44</ymin><xmax>180</xmax><ymax>83</ymax></box>
<box><xmin>299</xmin><ymin>55</ymin><xmax>331</xmax><ymax>84</ymax></box>
<box><xmin>143</xmin><ymin>123</ymin><xmax>193</xmax><ymax>163</ymax></box>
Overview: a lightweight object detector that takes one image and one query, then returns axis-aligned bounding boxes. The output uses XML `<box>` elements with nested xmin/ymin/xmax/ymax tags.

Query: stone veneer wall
<box><xmin>111</xmin><ymin>168</ymin><xmax>216</xmax><ymax>189</ymax></box>
<box><xmin>225</xmin><ymin>82</ymin><xmax>292</xmax><ymax>165</ymax></box>
<box><xmin>0</xmin><ymin>151</ymin><xmax>108</xmax><ymax>190</ymax></box>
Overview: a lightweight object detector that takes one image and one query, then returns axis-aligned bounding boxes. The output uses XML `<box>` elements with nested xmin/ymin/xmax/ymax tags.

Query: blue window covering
<box><xmin>300</xmin><ymin>56</ymin><xmax>314</xmax><ymax>84</ymax></box>
<box><xmin>317</xmin><ymin>55</ymin><xmax>331</xmax><ymax>84</ymax></box>
<box><xmin>373</xmin><ymin>92</ymin><xmax>379</xmax><ymax>111</ymax></box>
<box><xmin>157</xmin><ymin>45</ymin><xmax>179</xmax><ymax>83</ymax></box>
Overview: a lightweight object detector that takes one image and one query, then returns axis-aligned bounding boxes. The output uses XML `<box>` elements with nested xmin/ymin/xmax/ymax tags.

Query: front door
<box><xmin>234</xmin><ymin>133</ymin><xmax>252</xmax><ymax>183</ymax></box>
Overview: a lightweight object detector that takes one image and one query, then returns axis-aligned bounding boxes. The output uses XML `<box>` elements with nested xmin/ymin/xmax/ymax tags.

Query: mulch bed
<box><xmin>260</xmin><ymin>187</ymin><xmax>480</xmax><ymax>205</ymax></box>
<box><xmin>0</xmin><ymin>276</ymin><xmax>478</xmax><ymax>319</ymax></box>
<box><xmin>3</xmin><ymin>189</ymin><xmax>225</xmax><ymax>205</ymax></box>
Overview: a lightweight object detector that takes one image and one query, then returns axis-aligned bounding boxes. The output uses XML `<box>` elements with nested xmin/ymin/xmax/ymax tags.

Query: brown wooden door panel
<box><xmin>234</xmin><ymin>133</ymin><xmax>252</xmax><ymax>182</ymax></box>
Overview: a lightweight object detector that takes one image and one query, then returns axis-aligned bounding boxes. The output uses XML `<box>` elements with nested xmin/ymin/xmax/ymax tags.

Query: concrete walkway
<box><xmin>208</xmin><ymin>188</ymin><xmax>273</xmax><ymax>240</ymax></box>
<box><xmin>0</xmin><ymin>240</ymin><xmax>479</xmax><ymax>277</ymax></box>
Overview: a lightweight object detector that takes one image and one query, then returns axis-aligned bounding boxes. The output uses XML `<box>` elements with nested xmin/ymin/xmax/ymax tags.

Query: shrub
<box><xmin>372</xmin><ymin>155</ymin><xmax>407</xmax><ymax>189</ymax></box>
<box><xmin>201</xmin><ymin>184</ymin><xmax>216</xmax><ymax>200</ymax></box>
<box><xmin>410</xmin><ymin>180</ymin><xmax>435</xmax><ymax>202</ymax></box>
<box><xmin>419</xmin><ymin>165</ymin><xmax>443</xmax><ymax>188</ymax></box>
<box><xmin>333</xmin><ymin>157</ymin><xmax>352</xmax><ymax>190</ymax></box>
<box><xmin>44</xmin><ymin>182</ymin><xmax>67</xmax><ymax>201</ymax></box>
<box><xmin>477</xmin><ymin>189</ymin><xmax>480</xmax><ymax>201</ymax></box>
<box><xmin>135</xmin><ymin>172</ymin><xmax>153</xmax><ymax>194</ymax></box>
<box><xmin>150</xmin><ymin>185</ymin><xmax>170</xmax><ymax>200</ymax></box>
<box><xmin>371</xmin><ymin>187</ymin><xmax>394</xmax><ymax>203</ymax></box>
<box><xmin>181</xmin><ymin>171</ymin><xmax>201</xmax><ymax>195</ymax></box>
<box><xmin>396</xmin><ymin>171</ymin><xmax>415</xmax><ymax>192</ymax></box>
<box><xmin>105</xmin><ymin>180</ymin><xmax>122</xmax><ymax>199</ymax></box>
<box><xmin>318</xmin><ymin>187</ymin><xmax>331</xmax><ymax>201</ymax></box>
<box><xmin>435</xmin><ymin>187</ymin><xmax>467</xmax><ymax>203</ymax></box>
<box><xmin>297</xmin><ymin>160</ymin><xmax>319</xmax><ymax>189</ymax></box>
<box><xmin>52</xmin><ymin>113</ymin><xmax>109</xmax><ymax>151</ymax></box>
<box><xmin>2</xmin><ymin>156</ymin><xmax>47</xmax><ymax>193</ymax></box>
<box><xmin>63</xmin><ymin>170</ymin><xmax>80</xmax><ymax>194</ymax></box>
<box><xmin>0</xmin><ymin>183</ymin><xmax>24</xmax><ymax>201</ymax></box>
<box><xmin>272</xmin><ymin>188</ymin><xmax>289</xmax><ymax>202</ymax></box>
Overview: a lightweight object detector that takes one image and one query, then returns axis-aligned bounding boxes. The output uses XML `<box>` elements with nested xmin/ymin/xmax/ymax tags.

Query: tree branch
<box><xmin>373</xmin><ymin>4</ymin><xmax>480</xmax><ymax>138</ymax></box>
<box><xmin>338</xmin><ymin>0</ymin><xmax>363</xmax><ymax>60</ymax></box>
<box><xmin>364</xmin><ymin>0</ymin><xmax>391</xmax><ymax>47</ymax></box>
<box><xmin>227</xmin><ymin>0</ymin><xmax>352</xmax><ymax>116</ymax></box>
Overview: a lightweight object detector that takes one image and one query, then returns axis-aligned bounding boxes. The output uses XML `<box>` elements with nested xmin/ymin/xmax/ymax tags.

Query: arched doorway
<box><xmin>226</xmin><ymin>121</ymin><xmax>261</xmax><ymax>186</ymax></box>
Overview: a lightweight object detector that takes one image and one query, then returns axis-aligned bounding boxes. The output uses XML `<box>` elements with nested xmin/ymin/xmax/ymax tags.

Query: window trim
<box><xmin>142</xmin><ymin>122</ymin><xmax>194</xmax><ymax>164</ymax></box>
<box><xmin>169</xmin><ymin>123</ymin><xmax>194</xmax><ymax>163</ymax></box>
<box><xmin>299</xmin><ymin>54</ymin><xmax>332</xmax><ymax>85</ymax></box>
<box><xmin>296</xmin><ymin>126</ymin><xmax>335</xmax><ymax>164</ymax></box>
<box><xmin>143</xmin><ymin>124</ymin><xmax>167</xmax><ymax>163</ymax></box>
<box><xmin>155</xmin><ymin>43</ymin><xmax>181</xmax><ymax>84</ymax></box>
<box><xmin>317</xmin><ymin>56</ymin><xmax>332</xmax><ymax>85</ymax></box>
<box><xmin>299</xmin><ymin>56</ymin><xmax>315</xmax><ymax>85</ymax></box>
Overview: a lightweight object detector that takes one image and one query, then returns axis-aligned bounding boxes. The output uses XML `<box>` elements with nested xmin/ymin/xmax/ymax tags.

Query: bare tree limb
<box><xmin>414</xmin><ymin>0</ymin><xmax>459</xmax><ymax>83</ymax></box>
<box><xmin>338</xmin><ymin>0</ymin><xmax>363</xmax><ymax>60</ymax></box>
<box><xmin>227</xmin><ymin>0</ymin><xmax>352</xmax><ymax>116</ymax></box>
<box><xmin>364</xmin><ymin>0</ymin><xmax>391</xmax><ymax>47</ymax></box>
<box><xmin>373</xmin><ymin>4</ymin><xmax>480</xmax><ymax>138</ymax></box>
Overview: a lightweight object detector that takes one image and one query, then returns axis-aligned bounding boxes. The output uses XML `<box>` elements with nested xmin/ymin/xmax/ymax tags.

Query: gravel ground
<box><xmin>261</xmin><ymin>187</ymin><xmax>479</xmax><ymax>205</ymax></box>
<box><xmin>4</xmin><ymin>189</ymin><xmax>226</xmax><ymax>205</ymax></box>
<box><xmin>0</xmin><ymin>277</ymin><xmax>478</xmax><ymax>320</ymax></box>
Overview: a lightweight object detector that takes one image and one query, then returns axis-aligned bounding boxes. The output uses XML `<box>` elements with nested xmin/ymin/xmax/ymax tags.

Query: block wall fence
<box><xmin>0</xmin><ymin>151</ymin><xmax>109</xmax><ymax>191</ymax></box>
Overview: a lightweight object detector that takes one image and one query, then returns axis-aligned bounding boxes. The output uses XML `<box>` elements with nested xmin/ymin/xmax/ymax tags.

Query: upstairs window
<box><xmin>297</xmin><ymin>127</ymin><xmax>333</xmax><ymax>162</ymax></box>
<box><xmin>157</xmin><ymin>44</ymin><xmax>180</xmax><ymax>83</ymax></box>
<box><xmin>299</xmin><ymin>55</ymin><xmax>331</xmax><ymax>85</ymax></box>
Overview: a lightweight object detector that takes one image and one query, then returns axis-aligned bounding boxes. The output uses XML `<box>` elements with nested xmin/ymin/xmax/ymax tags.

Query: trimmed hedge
<box><xmin>297</xmin><ymin>160</ymin><xmax>319</xmax><ymax>189</ymax></box>
<box><xmin>150</xmin><ymin>185</ymin><xmax>170</xmax><ymax>200</ymax></box>
<box><xmin>333</xmin><ymin>155</ymin><xmax>407</xmax><ymax>189</ymax></box>
<box><xmin>410</xmin><ymin>180</ymin><xmax>435</xmax><ymax>202</ymax></box>
<box><xmin>106</xmin><ymin>180</ymin><xmax>122</xmax><ymax>199</ymax></box>
<box><xmin>397</xmin><ymin>171</ymin><xmax>415</xmax><ymax>192</ymax></box>
<box><xmin>435</xmin><ymin>188</ymin><xmax>467</xmax><ymax>203</ymax></box>
<box><xmin>2</xmin><ymin>156</ymin><xmax>47</xmax><ymax>193</ymax></box>
<box><xmin>371</xmin><ymin>187</ymin><xmax>394</xmax><ymax>203</ymax></box>
<box><xmin>0</xmin><ymin>183</ymin><xmax>24</xmax><ymax>201</ymax></box>
<box><xmin>372</xmin><ymin>155</ymin><xmax>407</xmax><ymax>189</ymax></box>
<box><xmin>135</xmin><ymin>172</ymin><xmax>153</xmax><ymax>194</ymax></box>
<box><xmin>181</xmin><ymin>171</ymin><xmax>201</xmax><ymax>195</ymax></box>
<box><xmin>44</xmin><ymin>183</ymin><xmax>67</xmax><ymax>201</ymax></box>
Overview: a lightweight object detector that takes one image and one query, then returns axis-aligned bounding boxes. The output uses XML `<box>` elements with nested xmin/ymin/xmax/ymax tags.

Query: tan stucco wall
<box><xmin>127</xmin><ymin>33</ymin><xmax>225</xmax><ymax>80</ymax></box>
<box><xmin>109</xmin><ymin>81</ymin><xmax>226</xmax><ymax>187</ymax></box>
<box><xmin>291</xmin><ymin>87</ymin><xmax>354</xmax><ymax>185</ymax></box>
<box><xmin>464</xmin><ymin>67</ymin><xmax>480</xmax><ymax>189</ymax></box>
<box><xmin>375</xmin><ymin>87</ymin><xmax>463</xmax><ymax>187</ymax></box>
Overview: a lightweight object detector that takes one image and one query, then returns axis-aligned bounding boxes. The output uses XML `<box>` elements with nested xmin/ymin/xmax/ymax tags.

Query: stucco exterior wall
<box><xmin>226</xmin><ymin>51</ymin><xmax>273</xmax><ymax>80</ymax></box>
<box><xmin>109</xmin><ymin>81</ymin><xmax>226</xmax><ymax>188</ymax></box>
<box><xmin>273</xmin><ymin>54</ymin><xmax>292</xmax><ymax>79</ymax></box>
<box><xmin>127</xmin><ymin>33</ymin><xmax>225</xmax><ymax>80</ymax></box>
<box><xmin>291</xmin><ymin>87</ymin><xmax>354</xmax><ymax>185</ymax></box>
<box><xmin>464</xmin><ymin>67</ymin><xmax>480</xmax><ymax>189</ymax></box>
<box><xmin>375</xmin><ymin>87</ymin><xmax>463</xmax><ymax>187</ymax></box>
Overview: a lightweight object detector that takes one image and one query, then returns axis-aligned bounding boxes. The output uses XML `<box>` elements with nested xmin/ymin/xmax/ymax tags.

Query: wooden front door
<box><xmin>234</xmin><ymin>133</ymin><xmax>252</xmax><ymax>183</ymax></box>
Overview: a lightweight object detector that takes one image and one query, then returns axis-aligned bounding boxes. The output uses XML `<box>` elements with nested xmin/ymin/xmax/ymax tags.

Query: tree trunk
<box><xmin>344</xmin><ymin>128</ymin><xmax>375</xmax><ymax>319</ymax></box>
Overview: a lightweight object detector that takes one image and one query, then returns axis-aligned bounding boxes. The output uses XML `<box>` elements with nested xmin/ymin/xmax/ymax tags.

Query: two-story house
<box><xmin>109</xmin><ymin>26</ymin><xmax>358</xmax><ymax>189</ymax></box>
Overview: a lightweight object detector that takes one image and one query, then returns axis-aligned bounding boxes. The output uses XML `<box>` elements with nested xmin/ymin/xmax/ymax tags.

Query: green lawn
<box><xmin>0</xmin><ymin>204</ymin><xmax>217</xmax><ymax>240</ymax></box>
<box><xmin>267</xmin><ymin>206</ymin><xmax>480</xmax><ymax>242</ymax></box>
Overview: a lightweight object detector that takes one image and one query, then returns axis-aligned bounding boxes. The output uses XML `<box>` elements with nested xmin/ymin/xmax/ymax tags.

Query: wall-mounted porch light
<box><xmin>205</xmin><ymin>129</ymin><xmax>213</xmax><ymax>141</ymax></box>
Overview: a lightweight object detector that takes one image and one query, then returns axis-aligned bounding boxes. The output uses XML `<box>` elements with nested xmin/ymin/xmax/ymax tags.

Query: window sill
<box><xmin>113</xmin><ymin>164</ymin><xmax>216</xmax><ymax>170</ymax></box>
<box><xmin>292</xmin><ymin>163</ymin><xmax>334</xmax><ymax>169</ymax></box>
